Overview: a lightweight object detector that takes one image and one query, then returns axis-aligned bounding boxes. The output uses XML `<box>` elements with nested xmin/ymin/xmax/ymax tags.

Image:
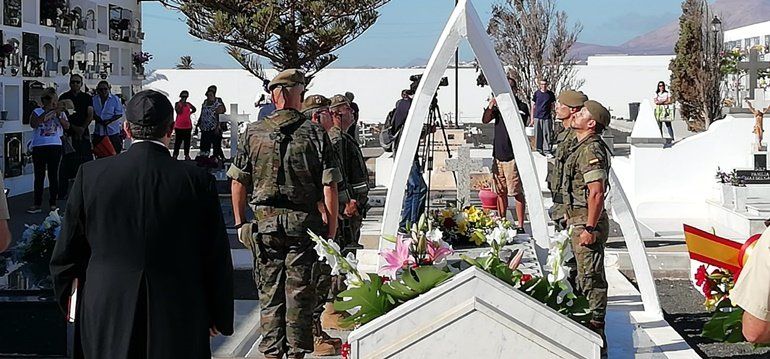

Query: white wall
<box><xmin>146</xmin><ymin>57</ymin><xmax>673</xmax><ymax>124</ymax></box>
<box><xmin>625</xmin><ymin>114</ymin><xmax>764</xmax><ymax>219</ymax></box>
<box><xmin>575</xmin><ymin>55</ymin><xmax>673</xmax><ymax>120</ymax></box>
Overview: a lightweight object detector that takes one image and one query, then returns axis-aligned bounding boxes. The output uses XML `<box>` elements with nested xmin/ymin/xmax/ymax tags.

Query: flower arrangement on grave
<box><xmin>309</xmin><ymin>216</ymin><xmax>454</xmax><ymax>328</ymax></box>
<box><xmin>693</xmin><ymin>265</ymin><xmax>747</xmax><ymax>343</ymax></box>
<box><xmin>0</xmin><ymin>210</ymin><xmax>62</xmax><ymax>289</ymax></box>
<box><xmin>715</xmin><ymin>167</ymin><xmax>746</xmax><ymax>187</ymax></box>
<box><xmin>132</xmin><ymin>52</ymin><xmax>153</xmax><ymax>67</ymax></box>
<box><xmin>463</xmin><ymin>229</ymin><xmax>592</xmax><ymax>326</ymax></box>
<box><xmin>430</xmin><ymin>205</ymin><xmax>511</xmax><ymax>247</ymax></box>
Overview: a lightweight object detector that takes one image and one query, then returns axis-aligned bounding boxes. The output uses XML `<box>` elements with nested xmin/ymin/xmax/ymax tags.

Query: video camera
<box><xmin>409</xmin><ymin>74</ymin><xmax>449</xmax><ymax>94</ymax></box>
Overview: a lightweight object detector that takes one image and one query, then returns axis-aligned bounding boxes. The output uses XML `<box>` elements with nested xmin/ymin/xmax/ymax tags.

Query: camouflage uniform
<box><xmin>228</xmin><ymin>108</ymin><xmax>341</xmax><ymax>357</ymax></box>
<box><xmin>562</xmin><ymin>132</ymin><xmax>611</xmax><ymax>329</ymax></box>
<box><xmin>547</xmin><ymin>128</ymin><xmax>577</xmax><ymax>229</ymax></box>
<box><xmin>327</xmin><ymin>125</ymin><xmax>369</xmax><ymax>249</ymax></box>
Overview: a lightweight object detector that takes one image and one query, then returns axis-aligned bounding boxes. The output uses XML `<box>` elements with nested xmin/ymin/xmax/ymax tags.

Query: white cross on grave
<box><xmin>220</xmin><ymin>103</ymin><xmax>251</xmax><ymax>158</ymax></box>
<box><xmin>444</xmin><ymin>145</ymin><xmax>484</xmax><ymax>207</ymax></box>
<box><xmin>738</xmin><ymin>49</ymin><xmax>770</xmax><ymax>100</ymax></box>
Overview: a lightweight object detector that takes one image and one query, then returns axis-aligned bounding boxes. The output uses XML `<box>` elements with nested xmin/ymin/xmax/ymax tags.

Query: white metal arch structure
<box><xmin>381</xmin><ymin>0</ymin><xmax>551</xmax><ymax>256</ymax></box>
<box><xmin>378</xmin><ymin>0</ymin><xmax>663</xmax><ymax>318</ymax></box>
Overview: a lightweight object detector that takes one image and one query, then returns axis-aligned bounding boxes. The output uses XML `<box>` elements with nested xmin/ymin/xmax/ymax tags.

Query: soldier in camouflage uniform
<box><xmin>229</xmin><ymin>70</ymin><xmax>341</xmax><ymax>359</ymax></box>
<box><xmin>561</xmin><ymin>100</ymin><xmax>612</xmax><ymax>354</ymax></box>
<box><xmin>329</xmin><ymin>94</ymin><xmax>369</xmax><ymax>251</ymax></box>
<box><xmin>547</xmin><ymin>90</ymin><xmax>588</xmax><ymax>231</ymax></box>
<box><xmin>300</xmin><ymin>94</ymin><xmax>343</xmax><ymax>356</ymax></box>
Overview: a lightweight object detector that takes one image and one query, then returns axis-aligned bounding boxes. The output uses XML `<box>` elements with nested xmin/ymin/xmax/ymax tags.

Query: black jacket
<box><xmin>50</xmin><ymin>142</ymin><xmax>233</xmax><ymax>359</ymax></box>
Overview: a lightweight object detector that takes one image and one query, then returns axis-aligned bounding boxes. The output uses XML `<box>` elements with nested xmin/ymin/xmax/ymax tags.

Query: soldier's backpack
<box><xmin>379</xmin><ymin>108</ymin><xmax>399</xmax><ymax>152</ymax></box>
<box><xmin>250</xmin><ymin>111</ymin><xmax>324</xmax><ymax>207</ymax></box>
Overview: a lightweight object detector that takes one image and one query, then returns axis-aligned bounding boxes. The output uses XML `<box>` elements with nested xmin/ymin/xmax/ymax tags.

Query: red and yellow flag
<box><xmin>683</xmin><ymin>224</ymin><xmax>742</xmax><ymax>273</ymax></box>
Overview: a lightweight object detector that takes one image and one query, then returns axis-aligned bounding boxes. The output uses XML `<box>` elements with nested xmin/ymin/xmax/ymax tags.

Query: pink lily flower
<box><xmin>426</xmin><ymin>240</ymin><xmax>453</xmax><ymax>263</ymax></box>
<box><xmin>379</xmin><ymin>236</ymin><xmax>414</xmax><ymax>278</ymax></box>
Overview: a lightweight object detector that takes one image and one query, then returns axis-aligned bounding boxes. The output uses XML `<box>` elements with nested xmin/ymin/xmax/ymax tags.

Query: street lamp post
<box><xmin>710</xmin><ymin>15</ymin><xmax>723</xmax><ymax>128</ymax></box>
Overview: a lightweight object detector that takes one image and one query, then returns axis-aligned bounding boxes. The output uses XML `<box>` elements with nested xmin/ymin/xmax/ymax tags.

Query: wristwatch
<box><xmin>584</xmin><ymin>225</ymin><xmax>597</xmax><ymax>233</ymax></box>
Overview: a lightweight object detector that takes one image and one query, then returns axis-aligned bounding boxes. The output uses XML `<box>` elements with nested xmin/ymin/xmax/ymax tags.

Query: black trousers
<box><xmin>59</xmin><ymin>138</ymin><xmax>93</xmax><ymax>198</ymax></box>
<box><xmin>32</xmin><ymin>145</ymin><xmax>62</xmax><ymax>206</ymax></box>
<box><xmin>200</xmin><ymin>130</ymin><xmax>224</xmax><ymax>159</ymax></box>
<box><xmin>173</xmin><ymin>128</ymin><xmax>192</xmax><ymax>158</ymax></box>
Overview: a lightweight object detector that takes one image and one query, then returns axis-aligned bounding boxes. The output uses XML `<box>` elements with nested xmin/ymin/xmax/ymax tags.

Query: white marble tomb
<box><xmin>346</xmin><ymin>267</ymin><xmax>603</xmax><ymax>359</ymax></box>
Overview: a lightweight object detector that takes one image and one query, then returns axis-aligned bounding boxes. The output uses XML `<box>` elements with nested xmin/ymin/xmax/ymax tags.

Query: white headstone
<box><xmin>445</xmin><ymin>145</ymin><xmax>483</xmax><ymax>206</ymax></box>
<box><xmin>629</xmin><ymin>99</ymin><xmax>666</xmax><ymax>146</ymax></box>
<box><xmin>347</xmin><ymin>267</ymin><xmax>603</xmax><ymax>359</ymax></box>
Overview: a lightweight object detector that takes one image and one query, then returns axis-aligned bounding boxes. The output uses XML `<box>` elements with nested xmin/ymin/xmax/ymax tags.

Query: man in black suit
<box><xmin>50</xmin><ymin>90</ymin><xmax>234</xmax><ymax>359</ymax></box>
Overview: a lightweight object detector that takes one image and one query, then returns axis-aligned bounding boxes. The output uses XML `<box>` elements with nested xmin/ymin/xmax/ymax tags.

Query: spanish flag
<box><xmin>683</xmin><ymin>224</ymin><xmax>742</xmax><ymax>273</ymax></box>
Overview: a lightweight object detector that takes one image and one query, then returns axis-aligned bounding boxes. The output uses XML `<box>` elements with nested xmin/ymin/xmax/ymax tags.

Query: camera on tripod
<box><xmin>409</xmin><ymin>74</ymin><xmax>449</xmax><ymax>94</ymax></box>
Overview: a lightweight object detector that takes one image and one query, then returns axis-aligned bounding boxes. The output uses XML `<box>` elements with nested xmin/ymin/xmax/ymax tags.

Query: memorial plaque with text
<box><xmin>736</xmin><ymin>169</ymin><xmax>770</xmax><ymax>184</ymax></box>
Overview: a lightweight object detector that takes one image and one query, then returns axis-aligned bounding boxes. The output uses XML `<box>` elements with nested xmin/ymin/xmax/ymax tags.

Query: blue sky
<box><xmin>142</xmin><ymin>0</ymin><xmax>682</xmax><ymax>70</ymax></box>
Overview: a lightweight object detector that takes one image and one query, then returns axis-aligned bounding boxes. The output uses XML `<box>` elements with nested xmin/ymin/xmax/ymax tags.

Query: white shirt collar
<box><xmin>132</xmin><ymin>139</ymin><xmax>167</xmax><ymax>148</ymax></box>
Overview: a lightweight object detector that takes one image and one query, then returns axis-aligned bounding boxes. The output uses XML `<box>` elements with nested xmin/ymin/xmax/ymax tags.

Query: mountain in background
<box><xmin>576</xmin><ymin>0</ymin><xmax>770</xmax><ymax>59</ymax></box>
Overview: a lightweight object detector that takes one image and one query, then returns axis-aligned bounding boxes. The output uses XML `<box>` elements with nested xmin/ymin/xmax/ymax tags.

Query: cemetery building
<box><xmin>0</xmin><ymin>0</ymin><xmax>147</xmax><ymax>195</ymax></box>
<box><xmin>724</xmin><ymin>20</ymin><xmax>770</xmax><ymax>51</ymax></box>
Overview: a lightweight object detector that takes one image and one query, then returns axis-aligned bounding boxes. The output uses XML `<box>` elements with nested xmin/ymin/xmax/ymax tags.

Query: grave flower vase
<box><xmin>478</xmin><ymin>188</ymin><xmax>497</xmax><ymax>210</ymax></box>
<box><xmin>720</xmin><ymin>183</ymin><xmax>734</xmax><ymax>206</ymax></box>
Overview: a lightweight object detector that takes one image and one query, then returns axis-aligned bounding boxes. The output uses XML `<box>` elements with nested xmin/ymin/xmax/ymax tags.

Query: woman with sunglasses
<box><xmin>173</xmin><ymin>90</ymin><xmax>197</xmax><ymax>160</ymax></box>
<box><xmin>654</xmin><ymin>81</ymin><xmax>674</xmax><ymax>140</ymax></box>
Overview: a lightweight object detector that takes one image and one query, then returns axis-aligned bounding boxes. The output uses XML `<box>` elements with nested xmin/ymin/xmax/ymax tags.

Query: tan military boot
<box><xmin>313</xmin><ymin>337</ymin><xmax>340</xmax><ymax>356</ymax></box>
<box><xmin>321</xmin><ymin>303</ymin><xmax>350</xmax><ymax>331</ymax></box>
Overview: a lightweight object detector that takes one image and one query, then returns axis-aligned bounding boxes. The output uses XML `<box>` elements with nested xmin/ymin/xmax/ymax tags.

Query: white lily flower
<box><xmin>426</xmin><ymin>228</ymin><xmax>444</xmax><ymax>243</ymax></box>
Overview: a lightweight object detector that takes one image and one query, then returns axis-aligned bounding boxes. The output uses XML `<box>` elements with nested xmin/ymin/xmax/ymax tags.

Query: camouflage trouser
<box><xmin>249</xmin><ymin>233</ymin><xmax>317</xmax><ymax>357</ymax></box>
<box><xmin>311</xmin><ymin>262</ymin><xmax>346</xmax><ymax>323</ymax></box>
<box><xmin>567</xmin><ymin>212</ymin><xmax>609</xmax><ymax>323</ymax></box>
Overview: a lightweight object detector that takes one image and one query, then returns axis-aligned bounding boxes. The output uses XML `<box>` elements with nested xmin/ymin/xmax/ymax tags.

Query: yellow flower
<box><xmin>441</xmin><ymin>209</ymin><xmax>454</xmax><ymax>219</ymax></box>
<box><xmin>457</xmin><ymin>219</ymin><xmax>468</xmax><ymax>233</ymax></box>
<box><xmin>470</xmin><ymin>230</ymin><xmax>485</xmax><ymax>246</ymax></box>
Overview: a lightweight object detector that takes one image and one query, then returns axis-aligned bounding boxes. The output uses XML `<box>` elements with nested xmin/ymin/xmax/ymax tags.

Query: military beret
<box><xmin>557</xmin><ymin>90</ymin><xmax>588</xmax><ymax>108</ymax></box>
<box><xmin>329</xmin><ymin>94</ymin><xmax>351</xmax><ymax>109</ymax></box>
<box><xmin>126</xmin><ymin>90</ymin><xmax>173</xmax><ymax>127</ymax></box>
<box><xmin>268</xmin><ymin>69</ymin><xmax>306</xmax><ymax>91</ymax></box>
<box><xmin>584</xmin><ymin>100</ymin><xmax>611</xmax><ymax>128</ymax></box>
<box><xmin>302</xmin><ymin>94</ymin><xmax>330</xmax><ymax>114</ymax></box>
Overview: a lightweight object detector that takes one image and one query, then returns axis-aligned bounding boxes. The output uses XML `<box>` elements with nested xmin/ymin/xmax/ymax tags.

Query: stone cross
<box><xmin>445</xmin><ymin>145</ymin><xmax>484</xmax><ymax>206</ymax></box>
<box><xmin>737</xmin><ymin>49</ymin><xmax>770</xmax><ymax>100</ymax></box>
<box><xmin>220</xmin><ymin>103</ymin><xmax>250</xmax><ymax>158</ymax></box>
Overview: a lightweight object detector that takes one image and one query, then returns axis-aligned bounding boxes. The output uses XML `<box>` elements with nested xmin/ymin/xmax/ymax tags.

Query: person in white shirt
<box><xmin>731</xmin><ymin>226</ymin><xmax>770</xmax><ymax>344</ymax></box>
<box><xmin>91</xmin><ymin>81</ymin><xmax>125</xmax><ymax>154</ymax></box>
<box><xmin>654</xmin><ymin>81</ymin><xmax>674</xmax><ymax>140</ymax></box>
<box><xmin>27</xmin><ymin>91</ymin><xmax>70</xmax><ymax>213</ymax></box>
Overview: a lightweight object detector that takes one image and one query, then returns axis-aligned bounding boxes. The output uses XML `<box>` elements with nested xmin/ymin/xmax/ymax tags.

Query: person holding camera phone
<box><xmin>27</xmin><ymin>90</ymin><xmax>70</xmax><ymax>213</ymax></box>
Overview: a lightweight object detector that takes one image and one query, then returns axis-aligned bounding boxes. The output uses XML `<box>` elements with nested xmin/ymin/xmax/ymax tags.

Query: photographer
<box><xmin>482</xmin><ymin>77</ymin><xmax>529</xmax><ymax>233</ymax></box>
<box><xmin>390</xmin><ymin>88</ymin><xmax>429</xmax><ymax>231</ymax></box>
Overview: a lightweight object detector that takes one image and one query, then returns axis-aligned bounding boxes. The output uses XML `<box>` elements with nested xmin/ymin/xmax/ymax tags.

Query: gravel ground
<box><xmin>627</xmin><ymin>274</ymin><xmax>770</xmax><ymax>358</ymax></box>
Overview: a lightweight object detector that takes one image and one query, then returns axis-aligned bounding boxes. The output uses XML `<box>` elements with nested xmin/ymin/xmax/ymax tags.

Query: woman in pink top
<box><xmin>174</xmin><ymin>90</ymin><xmax>197</xmax><ymax>160</ymax></box>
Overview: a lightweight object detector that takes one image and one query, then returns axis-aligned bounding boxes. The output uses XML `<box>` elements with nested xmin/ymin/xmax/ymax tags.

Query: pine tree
<box><xmin>159</xmin><ymin>0</ymin><xmax>390</xmax><ymax>82</ymax></box>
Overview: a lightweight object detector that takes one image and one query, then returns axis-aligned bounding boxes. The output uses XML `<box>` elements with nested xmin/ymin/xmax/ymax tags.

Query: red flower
<box><xmin>341</xmin><ymin>342</ymin><xmax>351</xmax><ymax>359</ymax></box>
<box><xmin>379</xmin><ymin>276</ymin><xmax>390</xmax><ymax>284</ymax></box>
<box><xmin>443</xmin><ymin>217</ymin><xmax>456</xmax><ymax>229</ymax></box>
<box><xmin>521</xmin><ymin>274</ymin><xmax>533</xmax><ymax>284</ymax></box>
<box><xmin>695</xmin><ymin>265</ymin><xmax>708</xmax><ymax>286</ymax></box>
<box><xmin>702</xmin><ymin>280</ymin><xmax>714</xmax><ymax>300</ymax></box>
